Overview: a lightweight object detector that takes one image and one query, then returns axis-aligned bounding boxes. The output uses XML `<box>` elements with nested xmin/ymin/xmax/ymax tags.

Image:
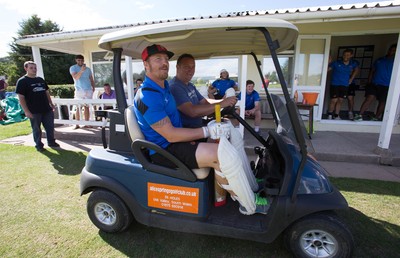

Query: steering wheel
<box><xmin>220</xmin><ymin>105</ymin><xmax>236</xmax><ymax>117</ymax></box>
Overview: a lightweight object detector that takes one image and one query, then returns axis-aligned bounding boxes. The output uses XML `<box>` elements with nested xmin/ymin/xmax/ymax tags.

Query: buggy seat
<box><xmin>125</xmin><ymin>106</ymin><xmax>210</xmax><ymax>182</ymax></box>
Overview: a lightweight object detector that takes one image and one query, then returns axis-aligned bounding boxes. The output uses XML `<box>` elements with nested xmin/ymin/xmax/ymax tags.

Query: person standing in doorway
<box><xmin>355</xmin><ymin>44</ymin><xmax>397</xmax><ymax>121</ymax></box>
<box><xmin>327</xmin><ymin>49</ymin><xmax>359</xmax><ymax>120</ymax></box>
<box><xmin>69</xmin><ymin>54</ymin><xmax>95</xmax><ymax>129</ymax></box>
<box><xmin>345</xmin><ymin>50</ymin><xmax>360</xmax><ymax>120</ymax></box>
<box><xmin>16</xmin><ymin>61</ymin><xmax>59</xmax><ymax>152</ymax></box>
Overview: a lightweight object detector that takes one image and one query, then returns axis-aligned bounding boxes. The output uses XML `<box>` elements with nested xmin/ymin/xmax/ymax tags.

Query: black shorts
<box><xmin>365</xmin><ymin>84</ymin><xmax>389</xmax><ymax>101</ymax></box>
<box><xmin>151</xmin><ymin>141</ymin><xmax>200</xmax><ymax>169</ymax></box>
<box><xmin>376</xmin><ymin>86</ymin><xmax>389</xmax><ymax>101</ymax></box>
<box><xmin>347</xmin><ymin>83</ymin><xmax>357</xmax><ymax>97</ymax></box>
<box><xmin>364</xmin><ymin>83</ymin><xmax>378</xmax><ymax>97</ymax></box>
<box><xmin>330</xmin><ymin>85</ymin><xmax>348</xmax><ymax>99</ymax></box>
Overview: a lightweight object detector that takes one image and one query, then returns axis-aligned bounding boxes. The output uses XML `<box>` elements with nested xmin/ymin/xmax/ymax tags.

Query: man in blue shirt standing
<box><xmin>170</xmin><ymin>53</ymin><xmax>237</xmax><ymax>128</ymax></box>
<box><xmin>355</xmin><ymin>44</ymin><xmax>397</xmax><ymax>121</ymax></box>
<box><xmin>236</xmin><ymin>80</ymin><xmax>262</xmax><ymax>133</ymax></box>
<box><xmin>69</xmin><ymin>54</ymin><xmax>95</xmax><ymax>129</ymax></box>
<box><xmin>327</xmin><ymin>49</ymin><xmax>359</xmax><ymax>120</ymax></box>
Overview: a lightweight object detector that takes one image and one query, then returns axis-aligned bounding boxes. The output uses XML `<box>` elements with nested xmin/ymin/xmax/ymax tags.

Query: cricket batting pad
<box><xmin>229</xmin><ymin>124</ymin><xmax>258</xmax><ymax>191</ymax></box>
<box><xmin>218</xmin><ymin>136</ymin><xmax>256</xmax><ymax>214</ymax></box>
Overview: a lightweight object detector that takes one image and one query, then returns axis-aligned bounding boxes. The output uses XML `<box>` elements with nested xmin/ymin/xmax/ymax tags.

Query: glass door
<box><xmin>293</xmin><ymin>35</ymin><xmax>331</xmax><ymax>120</ymax></box>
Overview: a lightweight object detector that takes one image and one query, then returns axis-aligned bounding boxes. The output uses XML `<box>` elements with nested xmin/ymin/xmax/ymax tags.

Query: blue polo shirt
<box><xmin>329</xmin><ymin>60</ymin><xmax>359</xmax><ymax>86</ymax></box>
<box><xmin>170</xmin><ymin>77</ymin><xmax>204</xmax><ymax>128</ymax></box>
<box><xmin>238</xmin><ymin>90</ymin><xmax>260</xmax><ymax>110</ymax></box>
<box><xmin>212</xmin><ymin>79</ymin><xmax>236</xmax><ymax>96</ymax></box>
<box><xmin>134</xmin><ymin>76</ymin><xmax>182</xmax><ymax>151</ymax></box>
<box><xmin>372</xmin><ymin>56</ymin><xmax>395</xmax><ymax>87</ymax></box>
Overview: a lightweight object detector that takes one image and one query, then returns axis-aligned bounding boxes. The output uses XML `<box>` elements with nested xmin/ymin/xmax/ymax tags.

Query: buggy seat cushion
<box><xmin>125</xmin><ymin>106</ymin><xmax>210</xmax><ymax>179</ymax></box>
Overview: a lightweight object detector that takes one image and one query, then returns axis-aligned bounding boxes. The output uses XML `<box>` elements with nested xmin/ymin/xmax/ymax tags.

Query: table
<box><xmin>296</xmin><ymin>103</ymin><xmax>318</xmax><ymax>139</ymax></box>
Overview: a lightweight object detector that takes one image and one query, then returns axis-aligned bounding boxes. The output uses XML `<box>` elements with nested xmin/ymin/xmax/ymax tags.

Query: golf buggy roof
<box><xmin>98</xmin><ymin>16</ymin><xmax>298</xmax><ymax>59</ymax></box>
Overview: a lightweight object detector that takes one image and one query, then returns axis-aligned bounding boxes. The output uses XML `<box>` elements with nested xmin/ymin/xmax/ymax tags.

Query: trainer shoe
<box><xmin>334</xmin><ymin>115</ymin><xmax>341</xmax><ymax>120</ymax></box>
<box><xmin>371</xmin><ymin>117</ymin><xmax>379</xmax><ymax>121</ymax></box>
<box><xmin>348</xmin><ymin>112</ymin><xmax>354</xmax><ymax>120</ymax></box>
<box><xmin>48</xmin><ymin>142</ymin><xmax>60</xmax><ymax>148</ymax></box>
<box><xmin>239</xmin><ymin>193</ymin><xmax>270</xmax><ymax>215</ymax></box>
<box><xmin>354</xmin><ymin>114</ymin><xmax>363</xmax><ymax>121</ymax></box>
<box><xmin>327</xmin><ymin>114</ymin><xmax>332</xmax><ymax>120</ymax></box>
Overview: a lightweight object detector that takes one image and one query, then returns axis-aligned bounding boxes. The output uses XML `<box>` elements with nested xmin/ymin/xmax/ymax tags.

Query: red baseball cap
<box><xmin>141</xmin><ymin>44</ymin><xmax>174</xmax><ymax>61</ymax></box>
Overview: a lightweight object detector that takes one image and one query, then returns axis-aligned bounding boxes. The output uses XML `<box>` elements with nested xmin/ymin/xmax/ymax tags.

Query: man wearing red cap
<box><xmin>133</xmin><ymin>44</ymin><xmax>269</xmax><ymax>215</ymax></box>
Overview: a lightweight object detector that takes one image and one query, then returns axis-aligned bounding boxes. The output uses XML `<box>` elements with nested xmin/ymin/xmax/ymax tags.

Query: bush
<box><xmin>7</xmin><ymin>84</ymin><xmax>75</xmax><ymax>98</ymax></box>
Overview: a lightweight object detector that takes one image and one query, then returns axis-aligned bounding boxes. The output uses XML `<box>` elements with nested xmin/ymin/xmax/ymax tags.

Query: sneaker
<box><xmin>327</xmin><ymin>114</ymin><xmax>332</xmax><ymax>120</ymax></box>
<box><xmin>239</xmin><ymin>193</ymin><xmax>270</xmax><ymax>215</ymax></box>
<box><xmin>348</xmin><ymin>112</ymin><xmax>354</xmax><ymax>120</ymax></box>
<box><xmin>371</xmin><ymin>117</ymin><xmax>379</xmax><ymax>121</ymax></box>
<box><xmin>48</xmin><ymin>142</ymin><xmax>60</xmax><ymax>148</ymax></box>
<box><xmin>37</xmin><ymin>147</ymin><xmax>45</xmax><ymax>152</ymax></box>
<box><xmin>256</xmin><ymin>178</ymin><xmax>265</xmax><ymax>192</ymax></box>
<box><xmin>354</xmin><ymin>114</ymin><xmax>363</xmax><ymax>121</ymax></box>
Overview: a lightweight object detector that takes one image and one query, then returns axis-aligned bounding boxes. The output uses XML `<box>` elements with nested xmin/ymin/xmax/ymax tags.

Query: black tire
<box><xmin>284</xmin><ymin>212</ymin><xmax>354</xmax><ymax>258</ymax></box>
<box><xmin>87</xmin><ymin>190</ymin><xmax>133</xmax><ymax>233</ymax></box>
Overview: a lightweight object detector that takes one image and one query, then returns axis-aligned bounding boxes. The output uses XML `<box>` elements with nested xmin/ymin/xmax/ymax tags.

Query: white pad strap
<box><xmin>214</xmin><ymin>169</ymin><xmax>225</xmax><ymax>178</ymax></box>
<box><xmin>229</xmin><ymin>124</ymin><xmax>258</xmax><ymax>191</ymax></box>
<box><xmin>218</xmin><ymin>136</ymin><xmax>256</xmax><ymax>214</ymax></box>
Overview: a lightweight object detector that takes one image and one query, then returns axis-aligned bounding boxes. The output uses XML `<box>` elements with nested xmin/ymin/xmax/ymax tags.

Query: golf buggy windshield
<box><xmin>270</xmin><ymin>94</ymin><xmax>314</xmax><ymax>153</ymax></box>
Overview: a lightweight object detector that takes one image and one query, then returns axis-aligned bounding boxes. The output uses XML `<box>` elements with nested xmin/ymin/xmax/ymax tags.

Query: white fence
<box><xmin>52</xmin><ymin>98</ymin><xmax>117</xmax><ymax>127</ymax></box>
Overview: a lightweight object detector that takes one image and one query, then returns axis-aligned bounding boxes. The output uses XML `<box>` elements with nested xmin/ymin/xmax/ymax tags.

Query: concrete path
<box><xmin>1</xmin><ymin>124</ymin><xmax>400</xmax><ymax>182</ymax></box>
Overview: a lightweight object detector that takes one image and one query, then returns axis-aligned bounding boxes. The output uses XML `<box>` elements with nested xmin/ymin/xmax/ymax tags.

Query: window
<box><xmin>297</xmin><ymin>39</ymin><xmax>325</xmax><ymax>86</ymax></box>
<box><xmin>262</xmin><ymin>56</ymin><xmax>294</xmax><ymax>89</ymax></box>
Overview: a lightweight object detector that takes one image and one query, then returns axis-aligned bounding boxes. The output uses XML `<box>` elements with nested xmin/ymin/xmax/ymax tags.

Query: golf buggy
<box><xmin>80</xmin><ymin>16</ymin><xmax>354</xmax><ymax>258</ymax></box>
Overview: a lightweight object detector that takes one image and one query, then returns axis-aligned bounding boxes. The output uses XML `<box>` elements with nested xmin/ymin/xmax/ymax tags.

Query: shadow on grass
<box><xmin>337</xmin><ymin>207</ymin><xmax>400</xmax><ymax>258</ymax></box>
<box><xmin>98</xmin><ymin>222</ymin><xmax>291</xmax><ymax>257</ymax></box>
<box><xmin>331</xmin><ymin>177</ymin><xmax>400</xmax><ymax>197</ymax></box>
<box><xmin>96</xmin><ymin>206</ymin><xmax>400</xmax><ymax>258</ymax></box>
<box><xmin>42</xmin><ymin>148</ymin><xmax>87</xmax><ymax>175</ymax></box>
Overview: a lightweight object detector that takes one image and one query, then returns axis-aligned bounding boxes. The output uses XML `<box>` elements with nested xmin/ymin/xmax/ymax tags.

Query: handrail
<box><xmin>52</xmin><ymin>98</ymin><xmax>117</xmax><ymax>127</ymax></box>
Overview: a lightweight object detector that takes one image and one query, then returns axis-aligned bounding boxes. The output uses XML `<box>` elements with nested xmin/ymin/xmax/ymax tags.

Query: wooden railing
<box><xmin>52</xmin><ymin>98</ymin><xmax>117</xmax><ymax>127</ymax></box>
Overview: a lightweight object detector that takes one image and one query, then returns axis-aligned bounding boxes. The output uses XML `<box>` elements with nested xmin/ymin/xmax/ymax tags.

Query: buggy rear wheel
<box><xmin>87</xmin><ymin>190</ymin><xmax>133</xmax><ymax>233</ymax></box>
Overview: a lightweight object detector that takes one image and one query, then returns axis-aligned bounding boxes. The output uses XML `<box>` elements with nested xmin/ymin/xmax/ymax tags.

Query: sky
<box><xmin>0</xmin><ymin>0</ymin><xmax>374</xmax><ymax>58</ymax></box>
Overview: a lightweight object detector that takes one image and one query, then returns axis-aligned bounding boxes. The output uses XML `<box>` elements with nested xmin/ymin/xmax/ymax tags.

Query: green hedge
<box><xmin>7</xmin><ymin>84</ymin><xmax>75</xmax><ymax>98</ymax></box>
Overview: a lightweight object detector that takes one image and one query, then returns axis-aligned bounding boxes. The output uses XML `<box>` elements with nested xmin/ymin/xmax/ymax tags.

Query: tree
<box><xmin>0</xmin><ymin>57</ymin><xmax>18</xmax><ymax>84</ymax></box>
<box><xmin>8</xmin><ymin>15</ymin><xmax>74</xmax><ymax>85</ymax></box>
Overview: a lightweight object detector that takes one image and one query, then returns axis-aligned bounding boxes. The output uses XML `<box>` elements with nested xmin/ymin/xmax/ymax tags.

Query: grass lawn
<box><xmin>0</xmin><ymin>142</ymin><xmax>399</xmax><ymax>257</ymax></box>
<box><xmin>0</xmin><ymin>120</ymin><xmax>31</xmax><ymax>140</ymax></box>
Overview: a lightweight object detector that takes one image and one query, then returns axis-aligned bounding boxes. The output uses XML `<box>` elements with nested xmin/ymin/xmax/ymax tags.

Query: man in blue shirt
<box><xmin>236</xmin><ymin>80</ymin><xmax>262</xmax><ymax>133</ymax></box>
<box><xmin>355</xmin><ymin>44</ymin><xmax>397</xmax><ymax>121</ymax></box>
<box><xmin>327</xmin><ymin>49</ymin><xmax>359</xmax><ymax>120</ymax></box>
<box><xmin>70</xmin><ymin>54</ymin><xmax>95</xmax><ymax>129</ymax></box>
<box><xmin>133</xmin><ymin>44</ymin><xmax>268</xmax><ymax>215</ymax></box>
<box><xmin>170</xmin><ymin>53</ymin><xmax>237</xmax><ymax>128</ymax></box>
<box><xmin>208</xmin><ymin>69</ymin><xmax>238</xmax><ymax>99</ymax></box>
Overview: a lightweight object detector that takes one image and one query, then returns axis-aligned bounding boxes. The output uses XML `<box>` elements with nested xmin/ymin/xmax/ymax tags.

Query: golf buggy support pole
<box><xmin>257</xmin><ymin>27</ymin><xmax>308</xmax><ymax>202</ymax></box>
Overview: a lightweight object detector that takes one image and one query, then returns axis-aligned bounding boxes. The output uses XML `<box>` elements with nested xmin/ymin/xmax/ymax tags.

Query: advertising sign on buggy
<box><xmin>148</xmin><ymin>183</ymin><xmax>199</xmax><ymax>214</ymax></box>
